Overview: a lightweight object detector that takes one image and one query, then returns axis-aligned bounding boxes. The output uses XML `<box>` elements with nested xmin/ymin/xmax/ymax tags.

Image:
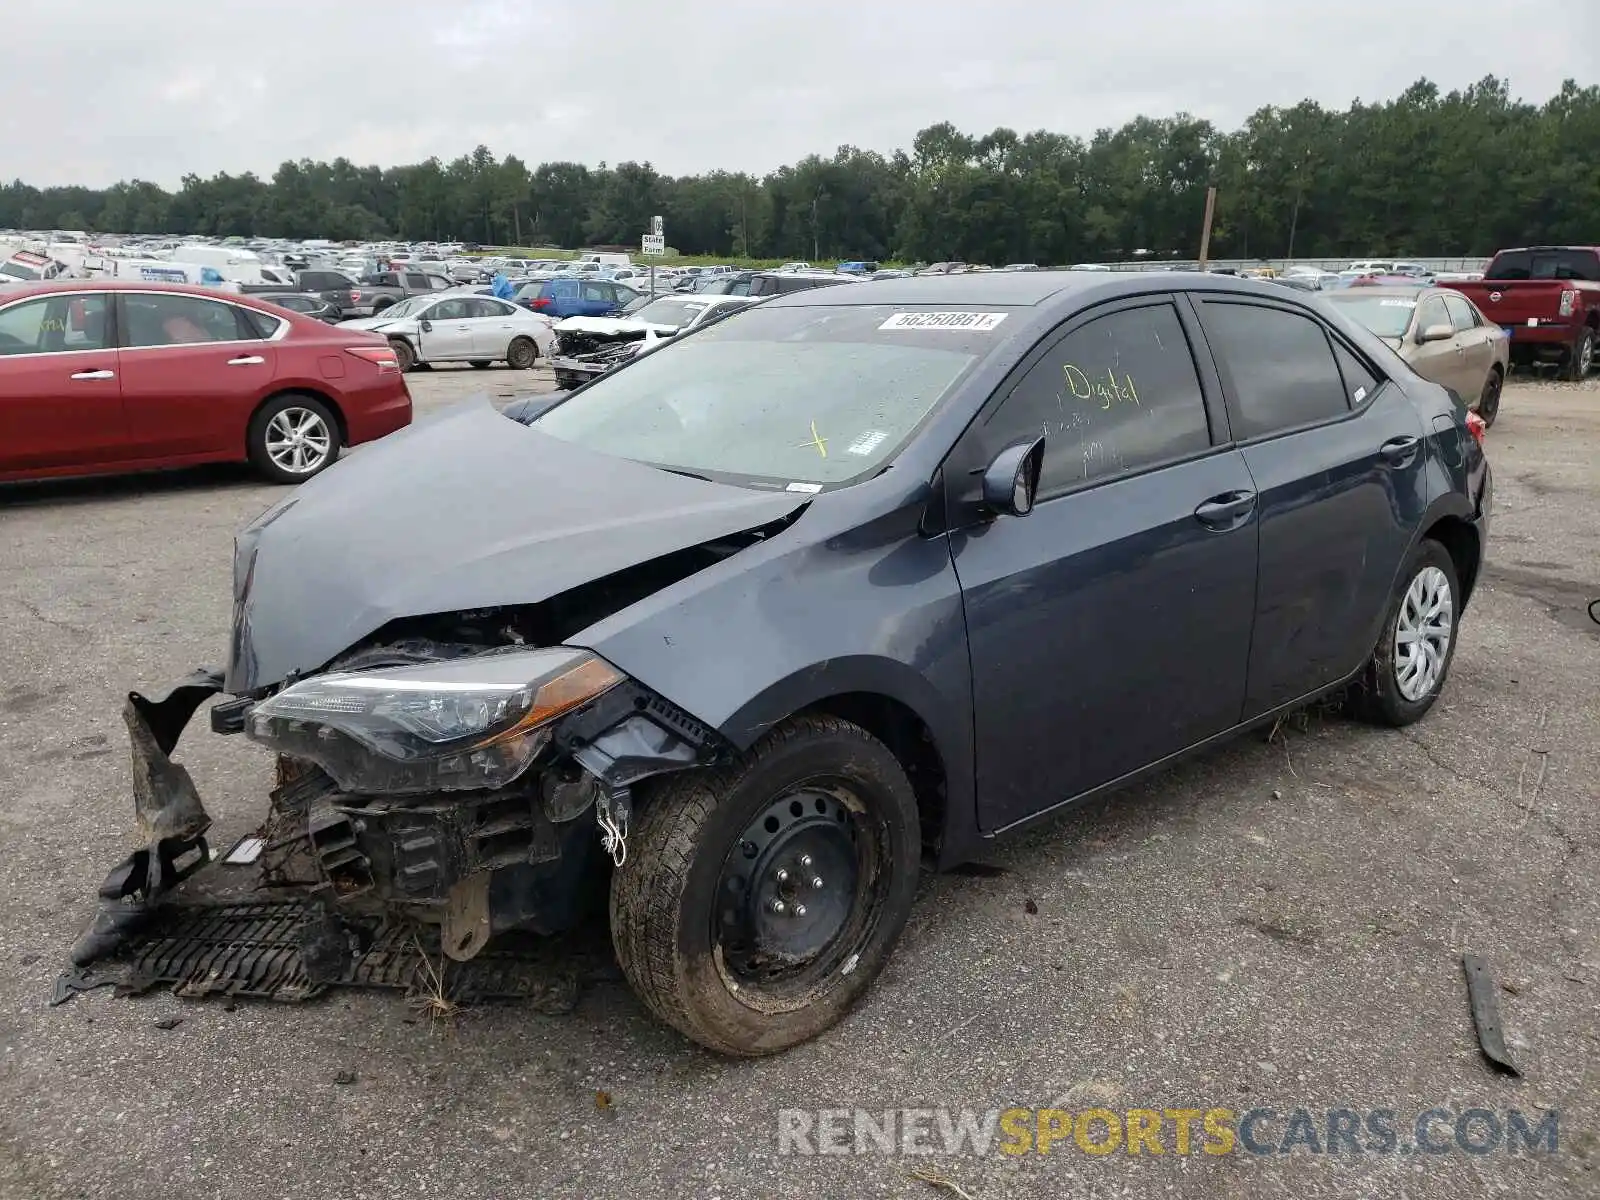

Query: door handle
<box><xmin>1193</xmin><ymin>489</ymin><xmax>1257</xmax><ymax>530</ymax></box>
<box><xmin>227</xmin><ymin>355</ymin><xmax>265</xmax><ymax>366</ymax></box>
<box><xmin>70</xmin><ymin>369</ymin><xmax>114</xmax><ymax>380</ymax></box>
<box><xmin>1379</xmin><ymin>435</ymin><xmax>1421</xmax><ymax>467</ymax></box>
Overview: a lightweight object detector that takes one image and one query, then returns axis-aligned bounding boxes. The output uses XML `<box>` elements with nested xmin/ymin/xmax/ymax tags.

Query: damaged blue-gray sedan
<box><xmin>66</xmin><ymin>271</ymin><xmax>1491</xmax><ymax>1055</ymax></box>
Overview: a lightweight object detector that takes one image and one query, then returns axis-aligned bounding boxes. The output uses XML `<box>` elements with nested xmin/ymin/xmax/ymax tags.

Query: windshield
<box><xmin>632</xmin><ymin>298</ymin><xmax>711</xmax><ymax>327</ymax></box>
<box><xmin>1325</xmin><ymin>293</ymin><xmax>1417</xmax><ymax>338</ymax></box>
<box><xmin>376</xmin><ymin>296</ymin><xmax>429</xmax><ymax>320</ymax></box>
<box><xmin>533</xmin><ymin>304</ymin><xmax>1003</xmax><ymax>487</ymax></box>
<box><xmin>0</xmin><ymin>260</ymin><xmax>41</xmax><ymax>280</ymax></box>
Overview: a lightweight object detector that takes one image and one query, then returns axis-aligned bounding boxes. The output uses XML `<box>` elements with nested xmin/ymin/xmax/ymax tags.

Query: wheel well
<box><xmin>802</xmin><ymin>692</ymin><xmax>948</xmax><ymax>860</ymax></box>
<box><xmin>247</xmin><ymin>389</ymin><xmax>349</xmax><ymax>455</ymax></box>
<box><xmin>1424</xmin><ymin>516</ymin><xmax>1481</xmax><ymax>606</ymax></box>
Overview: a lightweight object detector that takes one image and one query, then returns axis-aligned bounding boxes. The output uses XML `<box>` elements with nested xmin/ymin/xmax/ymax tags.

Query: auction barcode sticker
<box><xmin>879</xmin><ymin>311</ymin><xmax>1008</xmax><ymax>331</ymax></box>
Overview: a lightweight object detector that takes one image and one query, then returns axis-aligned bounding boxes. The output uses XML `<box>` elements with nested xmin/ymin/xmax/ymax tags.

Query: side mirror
<box><xmin>981</xmin><ymin>437</ymin><xmax>1045</xmax><ymax>517</ymax></box>
<box><xmin>1418</xmin><ymin>323</ymin><xmax>1452</xmax><ymax>344</ymax></box>
<box><xmin>419</xmin><ymin>319</ymin><xmax>433</xmax><ymax>332</ymax></box>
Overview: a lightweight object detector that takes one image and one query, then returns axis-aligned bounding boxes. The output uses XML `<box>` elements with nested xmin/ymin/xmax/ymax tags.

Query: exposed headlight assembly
<box><xmin>245</xmin><ymin>647</ymin><xmax>623</xmax><ymax>794</ymax></box>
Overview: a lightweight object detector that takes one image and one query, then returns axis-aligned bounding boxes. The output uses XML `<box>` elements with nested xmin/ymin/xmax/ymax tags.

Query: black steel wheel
<box><xmin>507</xmin><ymin>337</ymin><xmax>538</xmax><ymax>369</ymax></box>
<box><xmin>610</xmin><ymin>714</ymin><xmax>920</xmax><ymax>1056</ymax></box>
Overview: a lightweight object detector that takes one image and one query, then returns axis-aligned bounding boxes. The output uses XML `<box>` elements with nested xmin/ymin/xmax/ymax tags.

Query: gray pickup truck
<box><xmin>342</xmin><ymin>269</ymin><xmax>457</xmax><ymax>317</ymax></box>
<box><xmin>238</xmin><ymin>268</ymin><xmax>456</xmax><ymax>318</ymax></box>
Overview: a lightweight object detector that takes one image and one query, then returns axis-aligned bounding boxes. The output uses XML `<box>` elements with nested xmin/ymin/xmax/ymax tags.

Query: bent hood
<box><xmin>554</xmin><ymin>316</ymin><xmax>677</xmax><ymax>337</ymax></box>
<box><xmin>225</xmin><ymin>400</ymin><xmax>803</xmax><ymax>692</ymax></box>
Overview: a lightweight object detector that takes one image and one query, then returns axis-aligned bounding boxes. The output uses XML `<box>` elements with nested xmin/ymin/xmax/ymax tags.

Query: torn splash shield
<box><xmin>53</xmin><ymin>896</ymin><xmax>605</xmax><ymax>1011</ymax></box>
<box><xmin>66</xmin><ymin>669</ymin><xmax>225</xmax><ymax>971</ymax></box>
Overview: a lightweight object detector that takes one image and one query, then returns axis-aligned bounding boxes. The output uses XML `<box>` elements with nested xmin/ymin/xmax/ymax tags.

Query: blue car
<box><xmin>517</xmin><ymin>277</ymin><xmax>640</xmax><ymax>318</ymax></box>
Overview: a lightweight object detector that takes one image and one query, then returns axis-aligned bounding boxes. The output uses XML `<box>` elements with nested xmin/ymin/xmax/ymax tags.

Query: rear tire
<box><xmin>247</xmin><ymin>394</ymin><xmax>342</xmax><ymax>485</ymax></box>
<box><xmin>507</xmin><ymin>337</ymin><xmax>538</xmax><ymax>369</ymax></box>
<box><xmin>610</xmin><ymin>714</ymin><xmax>920</xmax><ymax>1056</ymax></box>
<box><xmin>388</xmin><ymin>337</ymin><xmax>416</xmax><ymax>372</ymax></box>
<box><xmin>1348</xmin><ymin>538</ymin><xmax>1461</xmax><ymax>727</ymax></box>
<box><xmin>1477</xmin><ymin>367</ymin><xmax>1502</xmax><ymax>429</ymax></box>
<box><xmin>1561</xmin><ymin>326</ymin><xmax>1594</xmax><ymax>381</ymax></box>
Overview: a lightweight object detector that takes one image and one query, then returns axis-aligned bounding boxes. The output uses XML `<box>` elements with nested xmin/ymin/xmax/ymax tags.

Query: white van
<box><xmin>81</xmin><ymin>256</ymin><xmax>242</xmax><ymax>291</ymax></box>
<box><xmin>579</xmin><ymin>252</ymin><xmax>632</xmax><ymax>268</ymax></box>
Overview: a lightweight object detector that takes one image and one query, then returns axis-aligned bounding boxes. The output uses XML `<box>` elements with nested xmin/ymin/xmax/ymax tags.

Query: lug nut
<box><xmin>770</xmin><ymin>899</ymin><xmax>786</xmax><ymax>915</ymax></box>
<box><xmin>793</xmin><ymin>904</ymin><xmax>807</xmax><ymax>917</ymax></box>
<box><xmin>799</xmin><ymin>854</ymin><xmax>813</xmax><ymax>869</ymax></box>
<box><xmin>811</xmin><ymin>876</ymin><xmax>824</xmax><ymax>890</ymax></box>
<box><xmin>775</xmin><ymin>868</ymin><xmax>790</xmax><ymax>884</ymax></box>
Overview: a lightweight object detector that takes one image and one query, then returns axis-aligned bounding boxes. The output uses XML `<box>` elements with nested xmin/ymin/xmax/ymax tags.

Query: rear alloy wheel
<box><xmin>1349</xmin><ymin>539</ymin><xmax>1460</xmax><ymax>727</ymax></box>
<box><xmin>1562</xmin><ymin>327</ymin><xmax>1594</xmax><ymax>381</ymax></box>
<box><xmin>507</xmin><ymin>336</ymin><xmax>538</xmax><ymax>369</ymax></box>
<box><xmin>247</xmin><ymin>394</ymin><xmax>342</xmax><ymax>484</ymax></box>
<box><xmin>610</xmin><ymin>714</ymin><xmax>920</xmax><ymax>1056</ymax></box>
<box><xmin>1477</xmin><ymin>368</ymin><xmax>1502</xmax><ymax>429</ymax></box>
<box><xmin>388</xmin><ymin>337</ymin><xmax>416</xmax><ymax>372</ymax></box>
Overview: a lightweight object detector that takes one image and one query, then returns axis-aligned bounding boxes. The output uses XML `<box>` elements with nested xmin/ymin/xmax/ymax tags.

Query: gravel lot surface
<box><xmin>1</xmin><ymin>370</ymin><xmax>1595</xmax><ymax>1199</ymax></box>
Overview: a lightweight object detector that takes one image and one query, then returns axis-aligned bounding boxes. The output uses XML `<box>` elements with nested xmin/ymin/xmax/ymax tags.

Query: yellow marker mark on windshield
<box><xmin>799</xmin><ymin>420</ymin><xmax>828</xmax><ymax>458</ymax></box>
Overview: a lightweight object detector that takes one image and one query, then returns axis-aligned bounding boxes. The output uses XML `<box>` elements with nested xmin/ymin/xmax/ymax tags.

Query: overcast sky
<box><xmin>12</xmin><ymin>0</ymin><xmax>1596</xmax><ymax>189</ymax></box>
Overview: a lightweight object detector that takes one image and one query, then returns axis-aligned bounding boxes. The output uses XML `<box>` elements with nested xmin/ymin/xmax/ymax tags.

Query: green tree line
<box><xmin>4</xmin><ymin>77</ymin><xmax>1596</xmax><ymax>263</ymax></box>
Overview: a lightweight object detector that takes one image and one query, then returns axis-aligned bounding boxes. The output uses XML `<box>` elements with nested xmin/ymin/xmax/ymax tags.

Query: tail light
<box><xmin>1465</xmin><ymin>411</ymin><xmax>1486</xmax><ymax>446</ymax></box>
<box><xmin>1558</xmin><ymin>289</ymin><xmax>1578</xmax><ymax>318</ymax></box>
<box><xmin>345</xmin><ymin>346</ymin><xmax>399</xmax><ymax>372</ymax></box>
<box><xmin>532</xmin><ymin>296</ymin><xmax>552</xmax><ymax>310</ymax></box>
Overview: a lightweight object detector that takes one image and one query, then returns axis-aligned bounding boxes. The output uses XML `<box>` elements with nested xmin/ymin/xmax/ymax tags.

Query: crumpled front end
<box><xmin>57</xmin><ymin>643</ymin><xmax>723</xmax><ymax>1004</ymax></box>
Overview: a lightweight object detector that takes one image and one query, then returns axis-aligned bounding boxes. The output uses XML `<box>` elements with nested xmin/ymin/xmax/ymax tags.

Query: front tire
<box><xmin>247</xmin><ymin>394</ymin><xmax>342</xmax><ymax>484</ymax></box>
<box><xmin>610</xmin><ymin>714</ymin><xmax>920</xmax><ymax>1056</ymax></box>
<box><xmin>388</xmin><ymin>337</ymin><xmax>416</xmax><ymax>372</ymax></box>
<box><xmin>1349</xmin><ymin>538</ymin><xmax>1461</xmax><ymax>727</ymax></box>
<box><xmin>507</xmin><ymin>336</ymin><xmax>538</xmax><ymax>369</ymax></box>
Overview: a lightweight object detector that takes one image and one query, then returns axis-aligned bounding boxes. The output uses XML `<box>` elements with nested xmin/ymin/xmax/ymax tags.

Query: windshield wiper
<box><xmin>653</xmin><ymin>465</ymin><xmax>713</xmax><ymax>482</ymax></box>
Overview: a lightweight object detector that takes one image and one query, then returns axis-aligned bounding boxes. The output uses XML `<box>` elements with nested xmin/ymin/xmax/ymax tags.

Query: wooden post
<box><xmin>1197</xmin><ymin>186</ymin><xmax>1218</xmax><ymax>272</ymax></box>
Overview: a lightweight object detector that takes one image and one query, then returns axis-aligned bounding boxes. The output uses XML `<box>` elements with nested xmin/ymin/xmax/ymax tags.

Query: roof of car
<box><xmin>1329</xmin><ymin>283</ymin><xmax>1426</xmax><ymax>297</ymax></box>
<box><xmin>0</xmin><ymin>279</ymin><xmax>284</xmax><ymax>305</ymax></box>
<box><xmin>762</xmin><ymin>269</ymin><xmax>1135</xmax><ymax>307</ymax></box>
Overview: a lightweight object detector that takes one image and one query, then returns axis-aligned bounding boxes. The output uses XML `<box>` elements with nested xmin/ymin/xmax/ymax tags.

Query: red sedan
<box><xmin>0</xmin><ymin>281</ymin><xmax>412</xmax><ymax>484</ymax></box>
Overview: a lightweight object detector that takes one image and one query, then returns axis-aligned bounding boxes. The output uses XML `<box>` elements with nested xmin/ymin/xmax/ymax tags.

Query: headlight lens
<box><xmin>245</xmin><ymin>647</ymin><xmax>623</xmax><ymax>794</ymax></box>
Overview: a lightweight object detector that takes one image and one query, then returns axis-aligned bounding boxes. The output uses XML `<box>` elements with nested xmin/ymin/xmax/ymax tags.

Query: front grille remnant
<box><xmin>51</xmin><ymin>899</ymin><xmax>591</xmax><ymax>1011</ymax></box>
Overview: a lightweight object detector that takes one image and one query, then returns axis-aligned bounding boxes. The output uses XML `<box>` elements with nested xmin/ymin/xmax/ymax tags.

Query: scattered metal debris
<box><xmin>1462</xmin><ymin>953</ymin><xmax>1521</xmax><ymax>1076</ymax></box>
<box><xmin>907</xmin><ymin>1166</ymin><xmax>977</xmax><ymax>1200</ymax></box>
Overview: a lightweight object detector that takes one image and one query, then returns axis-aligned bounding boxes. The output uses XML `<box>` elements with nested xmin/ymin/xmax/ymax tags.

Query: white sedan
<box><xmin>339</xmin><ymin>294</ymin><xmax>555</xmax><ymax>371</ymax></box>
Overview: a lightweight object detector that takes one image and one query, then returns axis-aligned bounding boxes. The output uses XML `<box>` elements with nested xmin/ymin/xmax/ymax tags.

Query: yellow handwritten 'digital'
<box><xmin>1064</xmin><ymin>364</ymin><xmax>1140</xmax><ymax>411</ymax></box>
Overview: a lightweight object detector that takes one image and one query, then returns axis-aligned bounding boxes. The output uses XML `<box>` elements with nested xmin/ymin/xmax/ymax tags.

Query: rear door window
<box><xmin>1199</xmin><ymin>301</ymin><xmax>1350</xmax><ymax>438</ymax></box>
<box><xmin>984</xmin><ymin>301</ymin><xmax>1213</xmax><ymax>495</ymax></box>
<box><xmin>120</xmin><ymin>294</ymin><xmax>252</xmax><ymax>347</ymax></box>
<box><xmin>1489</xmin><ymin>249</ymin><xmax>1600</xmax><ymax>281</ymax></box>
